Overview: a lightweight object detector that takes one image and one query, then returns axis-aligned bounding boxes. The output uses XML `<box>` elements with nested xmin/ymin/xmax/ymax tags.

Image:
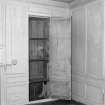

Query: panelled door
<box><xmin>48</xmin><ymin>18</ymin><xmax>71</xmax><ymax>99</ymax></box>
<box><xmin>4</xmin><ymin>2</ymin><xmax>28</xmax><ymax>105</ymax></box>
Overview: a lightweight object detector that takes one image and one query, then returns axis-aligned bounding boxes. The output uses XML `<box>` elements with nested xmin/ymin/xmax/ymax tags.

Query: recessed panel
<box><xmin>72</xmin><ymin>80</ymin><xmax>85</xmax><ymax>97</ymax></box>
<box><xmin>72</xmin><ymin>8</ymin><xmax>86</xmax><ymax>74</ymax></box>
<box><xmin>87</xmin><ymin>2</ymin><xmax>104</xmax><ymax>78</ymax></box>
<box><xmin>7</xmin><ymin>85</ymin><xmax>27</xmax><ymax>105</ymax></box>
<box><xmin>86</xmin><ymin>85</ymin><xmax>103</xmax><ymax>104</ymax></box>
<box><xmin>49</xmin><ymin>81</ymin><xmax>69</xmax><ymax>98</ymax></box>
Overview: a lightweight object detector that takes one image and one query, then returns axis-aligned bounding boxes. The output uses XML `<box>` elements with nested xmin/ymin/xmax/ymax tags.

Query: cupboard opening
<box><xmin>29</xmin><ymin>17</ymin><xmax>50</xmax><ymax>101</ymax></box>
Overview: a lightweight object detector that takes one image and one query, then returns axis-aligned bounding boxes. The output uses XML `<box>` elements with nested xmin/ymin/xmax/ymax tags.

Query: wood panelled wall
<box><xmin>72</xmin><ymin>1</ymin><xmax>105</xmax><ymax>105</ymax></box>
<box><xmin>0</xmin><ymin>0</ymin><xmax>70</xmax><ymax>105</ymax></box>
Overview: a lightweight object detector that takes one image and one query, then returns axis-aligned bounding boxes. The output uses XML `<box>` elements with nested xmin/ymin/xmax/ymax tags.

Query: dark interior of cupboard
<box><xmin>29</xmin><ymin>17</ymin><xmax>49</xmax><ymax>101</ymax></box>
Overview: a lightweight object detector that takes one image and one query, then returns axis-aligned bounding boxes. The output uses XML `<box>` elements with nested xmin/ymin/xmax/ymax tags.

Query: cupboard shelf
<box><xmin>29</xmin><ymin>37</ymin><xmax>49</xmax><ymax>40</ymax></box>
<box><xmin>29</xmin><ymin>78</ymin><xmax>48</xmax><ymax>83</ymax></box>
<box><xmin>29</xmin><ymin>59</ymin><xmax>49</xmax><ymax>62</ymax></box>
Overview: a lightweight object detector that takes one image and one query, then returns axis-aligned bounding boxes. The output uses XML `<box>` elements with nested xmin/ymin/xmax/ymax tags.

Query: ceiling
<box><xmin>53</xmin><ymin>0</ymin><xmax>74</xmax><ymax>3</ymax></box>
<box><xmin>53</xmin><ymin>0</ymin><xmax>96</xmax><ymax>3</ymax></box>
<box><xmin>53</xmin><ymin>0</ymin><xmax>97</xmax><ymax>8</ymax></box>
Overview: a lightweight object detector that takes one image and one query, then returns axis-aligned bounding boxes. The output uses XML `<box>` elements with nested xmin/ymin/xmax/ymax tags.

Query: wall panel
<box><xmin>86</xmin><ymin>84</ymin><xmax>103</xmax><ymax>105</ymax></box>
<box><xmin>72</xmin><ymin>8</ymin><xmax>86</xmax><ymax>74</ymax></box>
<box><xmin>86</xmin><ymin>2</ymin><xmax>104</xmax><ymax>78</ymax></box>
<box><xmin>72</xmin><ymin>81</ymin><xmax>85</xmax><ymax>97</ymax></box>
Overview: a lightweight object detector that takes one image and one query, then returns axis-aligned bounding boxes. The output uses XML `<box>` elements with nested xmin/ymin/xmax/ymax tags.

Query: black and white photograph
<box><xmin>0</xmin><ymin>0</ymin><xmax>103</xmax><ymax>105</ymax></box>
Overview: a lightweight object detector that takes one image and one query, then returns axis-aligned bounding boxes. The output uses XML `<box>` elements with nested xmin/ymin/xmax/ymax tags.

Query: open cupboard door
<box><xmin>48</xmin><ymin>17</ymin><xmax>71</xmax><ymax>100</ymax></box>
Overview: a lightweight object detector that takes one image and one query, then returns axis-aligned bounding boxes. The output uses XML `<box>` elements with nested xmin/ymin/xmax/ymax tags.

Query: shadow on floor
<box><xmin>29</xmin><ymin>100</ymin><xmax>85</xmax><ymax>105</ymax></box>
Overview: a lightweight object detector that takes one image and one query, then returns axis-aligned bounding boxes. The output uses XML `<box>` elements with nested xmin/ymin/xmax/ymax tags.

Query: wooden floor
<box><xmin>29</xmin><ymin>100</ymin><xmax>85</xmax><ymax>105</ymax></box>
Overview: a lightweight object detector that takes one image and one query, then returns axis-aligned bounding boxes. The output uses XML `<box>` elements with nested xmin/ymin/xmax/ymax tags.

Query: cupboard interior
<box><xmin>29</xmin><ymin>17</ymin><xmax>49</xmax><ymax>101</ymax></box>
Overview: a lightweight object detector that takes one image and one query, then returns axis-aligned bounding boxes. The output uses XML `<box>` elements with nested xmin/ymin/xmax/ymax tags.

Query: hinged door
<box><xmin>48</xmin><ymin>17</ymin><xmax>71</xmax><ymax>99</ymax></box>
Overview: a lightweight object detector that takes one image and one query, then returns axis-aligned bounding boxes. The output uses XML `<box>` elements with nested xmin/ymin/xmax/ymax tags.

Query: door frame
<box><xmin>28</xmin><ymin>12</ymin><xmax>53</xmax><ymax>104</ymax></box>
